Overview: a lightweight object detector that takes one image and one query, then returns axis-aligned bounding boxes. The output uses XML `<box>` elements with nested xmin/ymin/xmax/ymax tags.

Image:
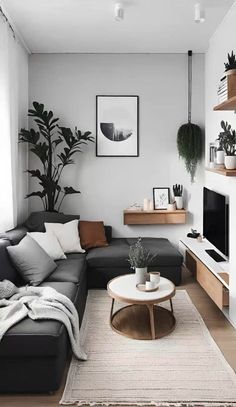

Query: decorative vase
<box><xmin>135</xmin><ymin>267</ymin><xmax>148</xmax><ymax>285</ymax></box>
<box><xmin>224</xmin><ymin>155</ymin><xmax>236</xmax><ymax>169</ymax></box>
<box><xmin>148</xmin><ymin>200</ymin><xmax>154</xmax><ymax>211</ymax></box>
<box><xmin>143</xmin><ymin>198</ymin><xmax>150</xmax><ymax>211</ymax></box>
<box><xmin>175</xmin><ymin>196</ymin><xmax>183</xmax><ymax>210</ymax></box>
<box><xmin>216</xmin><ymin>150</ymin><xmax>225</xmax><ymax>165</ymax></box>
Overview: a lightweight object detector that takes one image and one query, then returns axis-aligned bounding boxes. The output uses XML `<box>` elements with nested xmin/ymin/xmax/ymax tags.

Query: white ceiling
<box><xmin>1</xmin><ymin>0</ymin><xmax>234</xmax><ymax>53</ymax></box>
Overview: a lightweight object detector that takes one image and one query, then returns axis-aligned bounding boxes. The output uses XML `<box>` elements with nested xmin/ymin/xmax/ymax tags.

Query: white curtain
<box><xmin>0</xmin><ymin>14</ymin><xmax>28</xmax><ymax>232</ymax></box>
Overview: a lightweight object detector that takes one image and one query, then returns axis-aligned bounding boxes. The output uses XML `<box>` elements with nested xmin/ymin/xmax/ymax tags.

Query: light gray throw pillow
<box><xmin>7</xmin><ymin>235</ymin><xmax>57</xmax><ymax>286</ymax></box>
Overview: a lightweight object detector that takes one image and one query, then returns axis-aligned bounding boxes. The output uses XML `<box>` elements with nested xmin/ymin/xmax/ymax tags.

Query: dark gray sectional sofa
<box><xmin>0</xmin><ymin>213</ymin><xmax>183</xmax><ymax>393</ymax></box>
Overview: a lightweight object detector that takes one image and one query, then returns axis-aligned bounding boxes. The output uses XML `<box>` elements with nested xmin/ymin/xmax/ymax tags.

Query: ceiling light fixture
<box><xmin>194</xmin><ymin>2</ymin><xmax>205</xmax><ymax>23</ymax></box>
<box><xmin>114</xmin><ymin>3</ymin><xmax>124</xmax><ymax>22</ymax></box>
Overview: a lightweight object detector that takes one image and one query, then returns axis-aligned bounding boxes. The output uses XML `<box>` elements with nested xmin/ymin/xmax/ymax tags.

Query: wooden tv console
<box><xmin>179</xmin><ymin>237</ymin><xmax>229</xmax><ymax>310</ymax></box>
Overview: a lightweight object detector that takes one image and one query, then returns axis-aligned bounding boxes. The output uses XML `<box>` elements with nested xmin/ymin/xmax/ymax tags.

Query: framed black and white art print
<box><xmin>153</xmin><ymin>187</ymin><xmax>170</xmax><ymax>210</ymax></box>
<box><xmin>96</xmin><ymin>95</ymin><xmax>139</xmax><ymax>157</ymax></box>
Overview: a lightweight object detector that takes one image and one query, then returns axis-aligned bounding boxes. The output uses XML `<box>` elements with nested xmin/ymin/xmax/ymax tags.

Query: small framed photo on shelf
<box><xmin>153</xmin><ymin>187</ymin><xmax>170</xmax><ymax>210</ymax></box>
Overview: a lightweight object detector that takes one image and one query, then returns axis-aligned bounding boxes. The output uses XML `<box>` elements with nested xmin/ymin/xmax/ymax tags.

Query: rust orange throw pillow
<box><xmin>79</xmin><ymin>221</ymin><xmax>108</xmax><ymax>250</ymax></box>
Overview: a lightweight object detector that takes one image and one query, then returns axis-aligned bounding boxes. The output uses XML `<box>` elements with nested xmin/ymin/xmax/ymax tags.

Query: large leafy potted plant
<box><xmin>19</xmin><ymin>102</ymin><xmax>94</xmax><ymax>212</ymax></box>
<box><xmin>218</xmin><ymin>120</ymin><xmax>236</xmax><ymax>169</ymax></box>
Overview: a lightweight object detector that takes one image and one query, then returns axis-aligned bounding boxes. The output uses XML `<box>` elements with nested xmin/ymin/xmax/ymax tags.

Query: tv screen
<box><xmin>203</xmin><ymin>187</ymin><xmax>229</xmax><ymax>256</ymax></box>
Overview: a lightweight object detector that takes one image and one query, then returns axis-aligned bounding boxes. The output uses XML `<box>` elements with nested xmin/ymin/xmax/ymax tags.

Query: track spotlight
<box><xmin>194</xmin><ymin>2</ymin><xmax>205</xmax><ymax>23</ymax></box>
<box><xmin>114</xmin><ymin>3</ymin><xmax>124</xmax><ymax>21</ymax></box>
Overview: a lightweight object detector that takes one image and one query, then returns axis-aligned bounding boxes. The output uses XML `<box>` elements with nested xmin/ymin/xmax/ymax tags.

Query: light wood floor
<box><xmin>1</xmin><ymin>268</ymin><xmax>236</xmax><ymax>407</ymax></box>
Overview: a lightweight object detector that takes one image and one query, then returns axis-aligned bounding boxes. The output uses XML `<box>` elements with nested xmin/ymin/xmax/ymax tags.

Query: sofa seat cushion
<box><xmin>46</xmin><ymin>254</ymin><xmax>86</xmax><ymax>284</ymax></box>
<box><xmin>126</xmin><ymin>238</ymin><xmax>183</xmax><ymax>267</ymax></box>
<box><xmin>0</xmin><ymin>282</ymin><xmax>77</xmax><ymax>358</ymax></box>
<box><xmin>86</xmin><ymin>238</ymin><xmax>130</xmax><ymax>268</ymax></box>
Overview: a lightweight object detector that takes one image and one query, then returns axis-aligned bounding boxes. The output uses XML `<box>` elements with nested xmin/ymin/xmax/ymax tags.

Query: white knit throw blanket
<box><xmin>0</xmin><ymin>280</ymin><xmax>87</xmax><ymax>361</ymax></box>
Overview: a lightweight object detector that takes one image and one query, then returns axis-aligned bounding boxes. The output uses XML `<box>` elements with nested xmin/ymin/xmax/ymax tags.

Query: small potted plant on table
<box><xmin>173</xmin><ymin>184</ymin><xmax>183</xmax><ymax>209</ymax></box>
<box><xmin>128</xmin><ymin>238</ymin><xmax>157</xmax><ymax>285</ymax></box>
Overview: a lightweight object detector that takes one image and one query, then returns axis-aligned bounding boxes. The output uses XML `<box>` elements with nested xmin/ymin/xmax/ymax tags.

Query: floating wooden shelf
<box><xmin>123</xmin><ymin>210</ymin><xmax>187</xmax><ymax>225</ymax></box>
<box><xmin>213</xmin><ymin>96</ymin><xmax>236</xmax><ymax>111</ymax></box>
<box><xmin>206</xmin><ymin>167</ymin><xmax>236</xmax><ymax>177</ymax></box>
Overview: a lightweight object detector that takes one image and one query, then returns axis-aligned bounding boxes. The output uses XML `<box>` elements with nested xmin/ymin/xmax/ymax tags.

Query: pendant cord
<box><xmin>188</xmin><ymin>50</ymin><xmax>192</xmax><ymax>123</ymax></box>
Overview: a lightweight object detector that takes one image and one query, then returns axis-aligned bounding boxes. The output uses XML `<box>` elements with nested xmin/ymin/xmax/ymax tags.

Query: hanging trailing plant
<box><xmin>19</xmin><ymin>101</ymin><xmax>94</xmax><ymax>212</ymax></box>
<box><xmin>177</xmin><ymin>123</ymin><xmax>202</xmax><ymax>183</ymax></box>
<box><xmin>177</xmin><ymin>51</ymin><xmax>203</xmax><ymax>183</ymax></box>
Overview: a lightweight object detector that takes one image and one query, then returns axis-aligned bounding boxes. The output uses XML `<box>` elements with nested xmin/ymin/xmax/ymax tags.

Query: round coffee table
<box><xmin>107</xmin><ymin>274</ymin><xmax>176</xmax><ymax>340</ymax></box>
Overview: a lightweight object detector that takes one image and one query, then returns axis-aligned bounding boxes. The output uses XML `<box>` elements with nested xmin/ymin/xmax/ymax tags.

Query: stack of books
<box><xmin>218</xmin><ymin>76</ymin><xmax>228</xmax><ymax>104</ymax></box>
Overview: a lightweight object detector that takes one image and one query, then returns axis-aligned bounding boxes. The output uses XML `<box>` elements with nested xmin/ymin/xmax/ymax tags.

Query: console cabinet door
<box><xmin>196</xmin><ymin>260</ymin><xmax>229</xmax><ymax>309</ymax></box>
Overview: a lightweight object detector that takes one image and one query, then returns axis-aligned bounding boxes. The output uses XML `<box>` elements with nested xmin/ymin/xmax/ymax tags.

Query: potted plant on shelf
<box><xmin>128</xmin><ymin>238</ymin><xmax>158</xmax><ymax>285</ymax></box>
<box><xmin>224</xmin><ymin>51</ymin><xmax>236</xmax><ymax>76</ymax></box>
<box><xmin>219</xmin><ymin>120</ymin><xmax>236</xmax><ymax>169</ymax></box>
<box><xmin>173</xmin><ymin>184</ymin><xmax>183</xmax><ymax>209</ymax></box>
<box><xmin>19</xmin><ymin>102</ymin><xmax>94</xmax><ymax>212</ymax></box>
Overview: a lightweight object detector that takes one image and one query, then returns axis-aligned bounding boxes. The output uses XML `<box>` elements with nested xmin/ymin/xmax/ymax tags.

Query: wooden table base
<box><xmin>110</xmin><ymin>303</ymin><xmax>176</xmax><ymax>340</ymax></box>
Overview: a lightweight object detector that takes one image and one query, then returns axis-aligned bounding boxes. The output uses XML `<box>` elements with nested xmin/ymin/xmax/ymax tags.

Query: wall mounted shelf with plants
<box><xmin>206</xmin><ymin>167</ymin><xmax>236</xmax><ymax>177</ymax></box>
<box><xmin>123</xmin><ymin>210</ymin><xmax>187</xmax><ymax>225</ymax></box>
<box><xmin>214</xmin><ymin>95</ymin><xmax>236</xmax><ymax>111</ymax></box>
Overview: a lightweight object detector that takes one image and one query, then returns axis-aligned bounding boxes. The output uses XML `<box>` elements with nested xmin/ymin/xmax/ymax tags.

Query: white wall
<box><xmin>29</xmin><ymin>53</ymin><xmax>205</xmax><ymax>246</ymax></box>
<box><xmin>205</xmin><ymin>2</ymin><xmax>236</xmax><ymax>324</ymax></box>
<box><xmin>15</xmin><ymin>43</ymin><xmax>29</xmax><ymax>224</ymax></box>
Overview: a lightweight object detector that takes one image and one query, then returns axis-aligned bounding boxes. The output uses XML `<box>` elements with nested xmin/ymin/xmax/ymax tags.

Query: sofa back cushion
<box><xmin>1</xmin><ymin>226</ymin><xmax>28</xmax><ymax>245</ymax></box>
<box><xmin>24</xmin><ymin>211</ymin><xmax>80</xmax><ymax>232</ymax></box>
<box><xmin>0</xmin><ymin>239</ymin><xmax>19</xmax><ymax>283</ymax></box>
<box><xmin>104</xmin><ymin>226</ymin><xmax>112</xmax><ymax>243</ymax></box>
<box><xmin>79</xmin><ymin>221</ymin><xmax>108</xmax><ymax>250</ymax></box>
<box><xmin>7</xmin><ymin>235</ymin><xmax>57</xmax><ymax>286</ymax></box>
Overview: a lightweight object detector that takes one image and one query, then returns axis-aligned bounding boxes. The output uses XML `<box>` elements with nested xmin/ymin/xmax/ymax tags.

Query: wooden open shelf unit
<box><xmin>206</xmin><ymin>167</ymin><xmax>236</xmax><ymax>177</ymax></box>
<box><xmin>124</xmin><ymin>210</ymin><xmax>187</xmax><ymax>225</ymax></box>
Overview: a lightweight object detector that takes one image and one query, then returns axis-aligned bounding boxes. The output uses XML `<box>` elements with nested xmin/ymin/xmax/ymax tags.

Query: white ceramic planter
<box><xmin>225</xmin><ymin>155</ymin><xmax>236</xmax><ymax>169</ymax></box>
<box><xmin>216</xmin><ymin>150</ymin><xmax>225</xmax><ymax>165</ymax></box>
<box><xmin>175</xmin><ymin>196</ymin><xmax>183</xmax><ymax>210</ymax></box>
<box><xmin>135</xmin><ymin>267</ymin><xmax>148</xmax><ymax>284</ymax></box>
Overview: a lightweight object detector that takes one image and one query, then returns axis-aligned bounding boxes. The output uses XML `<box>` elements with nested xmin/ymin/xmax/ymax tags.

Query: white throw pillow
<box><xmin>27</xmin><ymin>231</ymin><xmax>66</xmax><ymax>260</ymax></box>
<box><xmin>45</xmin><ymin>220</ymin><xmax>85</xmax><ymax>254</ymax></box>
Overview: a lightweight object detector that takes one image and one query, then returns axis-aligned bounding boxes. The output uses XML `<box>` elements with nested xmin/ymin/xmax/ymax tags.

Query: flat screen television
<box><xmin>203</xmin><ymin>187</ymin><xmax>229</xmax><ymax>257</ymax></box>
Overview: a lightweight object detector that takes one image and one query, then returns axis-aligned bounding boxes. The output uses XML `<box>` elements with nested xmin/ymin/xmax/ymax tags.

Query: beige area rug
<box><xmin>60</xmin><ymin>290</ymin><xmax>236</xmax><ymax>406</ymax></box>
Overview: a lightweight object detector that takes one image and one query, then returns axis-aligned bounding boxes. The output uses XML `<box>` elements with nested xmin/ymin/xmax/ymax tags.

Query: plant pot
<box><xmin>225</xmin><ymin>69</ymin><xmax>236</xmax><ymax>76</ymax></box>
<box><xmin>224</xmin><ymin>155</ymin><xmax>236</xmax><ymax>169</ymax></box>
<box><xmin>135</xmin><ymin>267</ymin><xmax>148</xmax><ymax>285</ymax></box>
<box><xmin>175</xmin><ymin>196</ymin><xmax>183</xmax><ymax>210</ymax></box>
<box><xmin>216</xmin><ymin>150</ymin><xmax>225</xmax><ymax>165</ymax></box>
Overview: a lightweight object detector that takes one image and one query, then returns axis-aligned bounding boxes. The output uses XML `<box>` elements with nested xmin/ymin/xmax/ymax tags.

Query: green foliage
<box><xmin>128</xmin><ymin>237</ymin><xmax>158</xmax><ymax>269</ymax></box>
<box><xmin>19</xmin><ymin>102</ymin><xmax>94</xmax><ymax>212</ymax></box>
<box><xmin>224</xmin><ymin>51</ymin><xmax>236</xmax><ymax>72</ymax></box>
<box><xmin>177</xmin><ymin>122</ymin><xmax>202</xmax><ymax>183</ymax></box>
<box><xmin>173</xmin><ymin>184</ymin><xmax>183</xmax><ymax>197</ymax></box>
<box><xmin>217</xmin><ymin>120</ymin><xmax>236</xmax><ymax>156</ymax></box>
